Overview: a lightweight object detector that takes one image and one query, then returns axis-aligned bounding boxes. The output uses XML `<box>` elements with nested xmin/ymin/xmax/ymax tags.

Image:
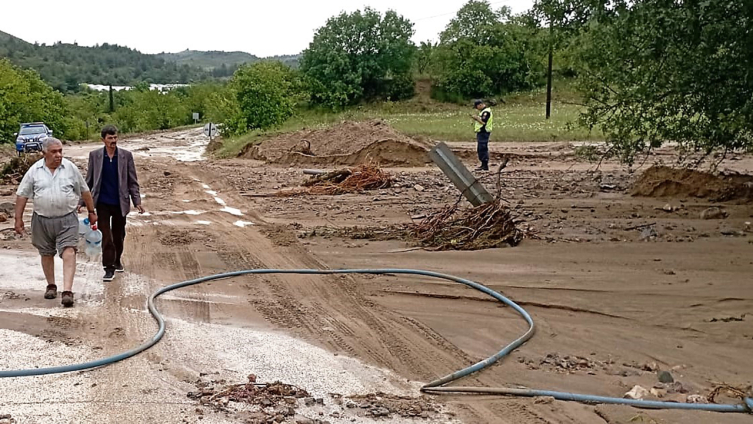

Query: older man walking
<box><xmin>14</xmin><ymin>138</ymin><xmax>98</xmax><ymax>307</ymax></box>
<box><xmin>81</xmin><ymin>125</ymin><xmax>144</xmax><ymax>282</ymax></box>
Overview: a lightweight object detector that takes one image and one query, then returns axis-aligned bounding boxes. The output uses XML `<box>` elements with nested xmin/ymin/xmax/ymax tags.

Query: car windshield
<box><xmin>19</xmin><ymin>126</ymin><xmax>46</xmax><ymax>135</ymax></box>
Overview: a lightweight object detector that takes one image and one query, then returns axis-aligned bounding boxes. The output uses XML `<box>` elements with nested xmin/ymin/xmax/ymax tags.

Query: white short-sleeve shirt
<box><xmin>16</xmin><ymin>158</ymin><xmax>90</xmax><ymax>218</ymax></box>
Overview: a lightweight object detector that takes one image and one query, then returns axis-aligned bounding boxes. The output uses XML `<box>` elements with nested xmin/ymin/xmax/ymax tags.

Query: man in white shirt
<box><xmin>14</xmin><ymin>138</ymin><xmax>98</xmax><ymax>307</ymax></box>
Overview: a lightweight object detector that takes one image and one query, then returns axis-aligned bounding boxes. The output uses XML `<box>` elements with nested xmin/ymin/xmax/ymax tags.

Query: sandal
<box><xmin>44</xmin><ymin>284</ymin><xmax>58</xmax><ymax>299</ymax></box>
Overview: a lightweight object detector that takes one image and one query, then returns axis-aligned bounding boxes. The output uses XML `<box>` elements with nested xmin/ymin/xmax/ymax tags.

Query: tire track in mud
<box><xmin>108</xmin><ymin>161</ymin><xmax>560</xmax><ymax>422</ymax></box>
<box><xmin>171</xmin><ymin>163</ymin><xmax>482</xmax><ymax>385</ymax></box>
<box><xmin>225</xmin><ymin>224</ymin><xmax>477</xmax><ymax>383</ymax></box>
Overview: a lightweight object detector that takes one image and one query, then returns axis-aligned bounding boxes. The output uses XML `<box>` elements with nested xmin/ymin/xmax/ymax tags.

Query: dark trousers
<box><xmin>476</xmin><ymin>132</ymin><xmax>490</xmax><ymax>169</ymax></box>
<box><xmin>96</xmin><ymin>203</ymin><xmax>126</xmax><ymax>271</ymax></box>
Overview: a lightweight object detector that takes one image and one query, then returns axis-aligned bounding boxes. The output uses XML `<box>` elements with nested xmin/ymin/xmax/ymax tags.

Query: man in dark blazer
<box><xmin>81</xmin><ymin>125</ymin><xmax>145</xmax><ymax>282</ymax></box>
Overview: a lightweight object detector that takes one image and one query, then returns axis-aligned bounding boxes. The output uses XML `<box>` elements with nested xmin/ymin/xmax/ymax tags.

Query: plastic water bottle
<box><xmin>84</xmin><ymin>224</ymin><xmax>103</xmax><ymax>258</ymax></box>
<box><xmin>78</xmin><ymin>217</ymin><xmax>90</xmax><ymax>237</ymax></box>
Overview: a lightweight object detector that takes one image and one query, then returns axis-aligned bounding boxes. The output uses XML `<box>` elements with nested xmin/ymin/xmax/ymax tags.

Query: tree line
<box><xmin>0</xmin><ymin>58</ymin><xmax>223</xmax><ymax>142</ymax></box>
<box><xmin>220</xmin><ymin>0</ymin><xmax>752</xmax><ymax>159</ymax></box>
<box><xmin>0</xmin><ymin>34</ymin><xmax>210</xmax><ymax>93</ymax></box>
<box><xmin>2</xmin><ymin>0</ymin><xmax>751</xmax><ymax>159</ymax></box>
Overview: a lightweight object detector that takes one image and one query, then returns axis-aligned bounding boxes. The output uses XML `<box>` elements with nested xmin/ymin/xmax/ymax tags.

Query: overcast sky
<box><xmin>3</xmin><ymin>0</ymin><xmax>534</xmax><ymax>57</ymax></box>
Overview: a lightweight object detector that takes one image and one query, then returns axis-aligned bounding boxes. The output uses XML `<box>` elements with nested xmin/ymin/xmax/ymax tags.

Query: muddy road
<box><xmin>0</xmin><ymin>128</ymin><xmax>751</xmax><ymax>424</ymax></box>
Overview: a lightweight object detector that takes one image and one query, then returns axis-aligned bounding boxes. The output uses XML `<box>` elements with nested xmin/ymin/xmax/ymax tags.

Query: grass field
<box><xmin>215</xmin><ymin>83</ymin><xmax>602</xmax><ymax>158</ymax></box>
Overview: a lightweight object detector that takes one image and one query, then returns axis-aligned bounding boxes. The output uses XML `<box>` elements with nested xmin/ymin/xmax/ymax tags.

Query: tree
<box><xmin>416</xmin><ymin>41</ymin><xmax>437</xmax><ymax>76</ymax></box>
<box><xmin>225</xmin><ymin>61</ymin><xmax>299</xmax><ymax>134</ymax></box>
<box><xmin>0</xmin><ymin>59</ymin><xmax>68</xmax><ymax>142</ymax></box>
<box><xmin>572</xmin><ymin>0</ymin><xmax>753</xmax><ymax>162</ymax></box>
<box><xmin>301</xmin><ymin>8</ymin><xmax>416</xmax><ymax>109</ymax></box>
<box><xmin>433</xmin><ymin>1</ymin><xmax>545</xmax><ymax>100</ymax></box>
<box><xmin>440</xmin><ymin>1</ymin><xmax>510</xmax><ymax>44</ymax></box>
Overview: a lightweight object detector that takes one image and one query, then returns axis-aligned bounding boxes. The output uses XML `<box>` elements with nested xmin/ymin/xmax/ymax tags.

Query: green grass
<box><xmin>384</xmin><ymin>104</ymin><xmax>596</xmax><ymax>142</ymax></box>
<box><xmin>215</xmin><ymin>84</ymin><xmax>602</xmax><ymax>158</ymax></box>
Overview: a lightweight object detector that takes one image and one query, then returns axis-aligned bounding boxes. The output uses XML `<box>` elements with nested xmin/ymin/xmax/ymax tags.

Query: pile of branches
<box><xmin>277</xmin><ymin>164</ymin><xmax>392</xmax><ymax>196</ymax></box>
<box><xmin>410</xmin><ymin>199</ymin><xmax>523</xmax><ymax>251</ymax></box>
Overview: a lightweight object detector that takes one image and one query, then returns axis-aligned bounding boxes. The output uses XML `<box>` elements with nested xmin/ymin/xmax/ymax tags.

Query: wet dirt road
<box><xmin>0</xmin><ymin>128</ymin><xmax>751</xmax><ymax>424</ymax></box>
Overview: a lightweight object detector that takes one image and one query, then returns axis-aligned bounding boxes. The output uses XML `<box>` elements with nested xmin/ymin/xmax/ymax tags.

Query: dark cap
<box><xmin>473</xmin><ymin>99</ymin><xmax>484</xmax><ymax>107</ymax></box>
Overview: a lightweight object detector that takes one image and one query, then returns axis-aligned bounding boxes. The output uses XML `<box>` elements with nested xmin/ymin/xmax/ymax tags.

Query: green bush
<box><xmin>0</xmin><ymin>59</ymin><xmax>68</xmax><ymax>142</ymax></box>
<box><xmin>432</xmin><ymin>1</ymin><xmax>546</xmax><ymax>100</ymax></box>
<box><xmin>222</xmin><ymin>61</ymin><xmax>299</xmax><ymax>134</ymax></box>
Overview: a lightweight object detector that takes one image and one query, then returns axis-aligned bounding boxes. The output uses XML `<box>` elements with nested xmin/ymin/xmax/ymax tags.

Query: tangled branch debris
<box><xmin>707</xmin><ymin>384</ymin><xmax>753</xmax><ymax>403</ymax></box>
<box><xmin>303</xmin><ymin>200</ymin><xmax>524</xmax><ymax>251</ymax></box>
<box><xmin>277</xmin><ymin>164</ymin><xmax>392</xmax><ymax>196</ymax></box>
<box><xmin>411</xmin><ymin>199</ymin><xmax>523</xmax><ymax>250</ymax></box>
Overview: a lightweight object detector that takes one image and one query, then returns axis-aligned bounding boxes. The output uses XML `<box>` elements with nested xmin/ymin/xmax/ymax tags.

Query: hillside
<box><xmin>158</xmin><ymin>50</ymin><xmax>301</xmax><ymax>72</ymax></box>
<box><xmin>157</xmin><ymin>50</ymin><xmax>260</xmax><ymax>69</ymax></box>
<box><xmin>266</xmin><ymin>54</ymin><xmax>301</xmax><ymax>69</ymax></box>
<box><xmin>0</xmin><ymin>30</ymin><xmax>301</xmax><ymax>92</ymax></box>
<box><xmin>0</xmin><ymin>30</ymin><xmax>209</xmax><ymax>93</ymax></box>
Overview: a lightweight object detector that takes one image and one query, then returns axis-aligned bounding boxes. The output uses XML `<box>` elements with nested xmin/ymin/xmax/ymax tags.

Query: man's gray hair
<box><xmin>41</xmin><ymin>137</ymin><xmax>63</xmax><ymax>152</ymax></box>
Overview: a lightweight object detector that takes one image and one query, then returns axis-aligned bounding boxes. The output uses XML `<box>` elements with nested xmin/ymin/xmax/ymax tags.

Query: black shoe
<box><xmin>61</xmin><ymin>291</ymin><xmax>74</xmax><ymax>307</ymax></box>
<box><xmin>115</xmin><ymin>263</ymin><xmax>124</xmax><ymax>273</ymax></box>
<box><xmin>103</xmin><ymin>270</ymin><xmax>115</xmax><ymax>282</ymax></box>
<box><xmin>474</xmin><ymin>166</ymin><xmax>489</xmax><ymax>172</ymax></box>
<box><xmin>44</xmin><ymin>284</ymin><xmax>58</xmax><ymax>299</ymax></box>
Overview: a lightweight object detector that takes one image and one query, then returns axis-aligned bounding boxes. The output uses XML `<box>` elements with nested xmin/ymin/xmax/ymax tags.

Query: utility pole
<box><xmin>545</xmin><ymin>20</ymin><xmax>553</xmax><ymax>120</ymax></box>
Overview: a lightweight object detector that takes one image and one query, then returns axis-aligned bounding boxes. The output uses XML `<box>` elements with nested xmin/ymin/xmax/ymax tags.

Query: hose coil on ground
<box><xmin>1</xmin><ymin>269</ymin><xmax>750</xmax><ymax>414</ymax></box>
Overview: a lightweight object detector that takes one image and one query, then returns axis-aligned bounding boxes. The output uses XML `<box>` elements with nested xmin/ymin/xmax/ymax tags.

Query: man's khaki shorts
<box><xmin>31</xmin><ymin>212</ymin><xmax>79</xmax><ymax>258</ymax></box>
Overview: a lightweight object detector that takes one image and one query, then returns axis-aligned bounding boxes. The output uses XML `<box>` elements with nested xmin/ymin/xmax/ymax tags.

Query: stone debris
<box><xmin>624</xmin><ymin>385</ymin><xmax>650</xmax><ymax>400</ymax></box>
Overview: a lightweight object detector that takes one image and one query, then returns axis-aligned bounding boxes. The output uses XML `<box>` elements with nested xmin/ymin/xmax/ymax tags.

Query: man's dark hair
<box><xmin>101</xmin><ymin>125</ymin><xmax>118</xmax><ymax>139</ymax></box>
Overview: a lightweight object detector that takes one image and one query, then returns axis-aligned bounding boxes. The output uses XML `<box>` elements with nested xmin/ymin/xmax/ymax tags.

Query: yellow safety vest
<box><xmin>474</xmin><ymin>107</ymin><xmax>493</xmax><ymax>133</ymax></box>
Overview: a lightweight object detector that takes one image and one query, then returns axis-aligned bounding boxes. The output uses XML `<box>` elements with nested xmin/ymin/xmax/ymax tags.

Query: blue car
<box><xmin>15</xmin><ymin>123</ymin><xmax>53</xmax><ymax>156</ymax></box>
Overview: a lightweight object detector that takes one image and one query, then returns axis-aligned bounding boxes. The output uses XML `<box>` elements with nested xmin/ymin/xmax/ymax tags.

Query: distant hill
<box><xmin>266</xmin><ymin>54</ymin><xmax>301</xmax><ymax>69</ymax></box>
<box><xmin>157</xmin><ymin>50</ymin><xmax>260</xmax><ymax>69</ymax></box>
<box><xmin>0</xmin><ymin>30</ymin><xmax>210</xmax><ymax>93</ymax></box>
<box><xmin>0</xmin><ymin>29</ymin><xmax>301</xmax><ymax>92</ymax></box>
<box><xmin>158</xmin><ymin>50</ymin><xmax>301</xmax><ymax>71</ymax></box>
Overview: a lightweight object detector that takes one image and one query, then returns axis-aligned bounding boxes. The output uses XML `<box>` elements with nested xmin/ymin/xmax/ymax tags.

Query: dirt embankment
<box><xmin>632</xmin><ymin>166</ymin><xmax>753</xmax><ymax>202</ymax></box>
<box><xmin>241</xmin><ymin>120</ymin><xmax>434</xmax><ymax>167</ymax></box>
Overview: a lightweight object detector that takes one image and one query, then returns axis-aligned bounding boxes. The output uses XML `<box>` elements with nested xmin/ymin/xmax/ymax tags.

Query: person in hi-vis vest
<box><xmin>469</xmin><ymin>100</ymin><xmax>493</xmax><ymax>171</ymax></box>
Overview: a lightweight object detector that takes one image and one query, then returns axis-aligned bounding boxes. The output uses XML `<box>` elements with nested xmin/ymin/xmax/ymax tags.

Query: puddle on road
<box><xmin>66</xmin><ymin>129</ymin><xmax>209</xmax><ymax>163</ymax></box>
<box><xmin>134</xmin><ymin>138</ymin><xmax>208</xmax><ymax>162</ymax></box>
<box><xmin>221</xmin><ymin>206</ymin><xmax>243</xmax><ymax>216</ymax></box>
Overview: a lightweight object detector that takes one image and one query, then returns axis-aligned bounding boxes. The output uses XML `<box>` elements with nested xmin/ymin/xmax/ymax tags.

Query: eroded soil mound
<box><xmin>242</xmin><ymin>120</ymin><xmax>433</xmax><ymax>167</ymax></box>
<box><xmin>1</xmin><ymin>154</ymin><xmax>42</xmax><ymax>183</ymax></box>
<box><xmin>632</xmin><ymin>166</ymin><xmax>753</xmax><ymax>202</ymax></box>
